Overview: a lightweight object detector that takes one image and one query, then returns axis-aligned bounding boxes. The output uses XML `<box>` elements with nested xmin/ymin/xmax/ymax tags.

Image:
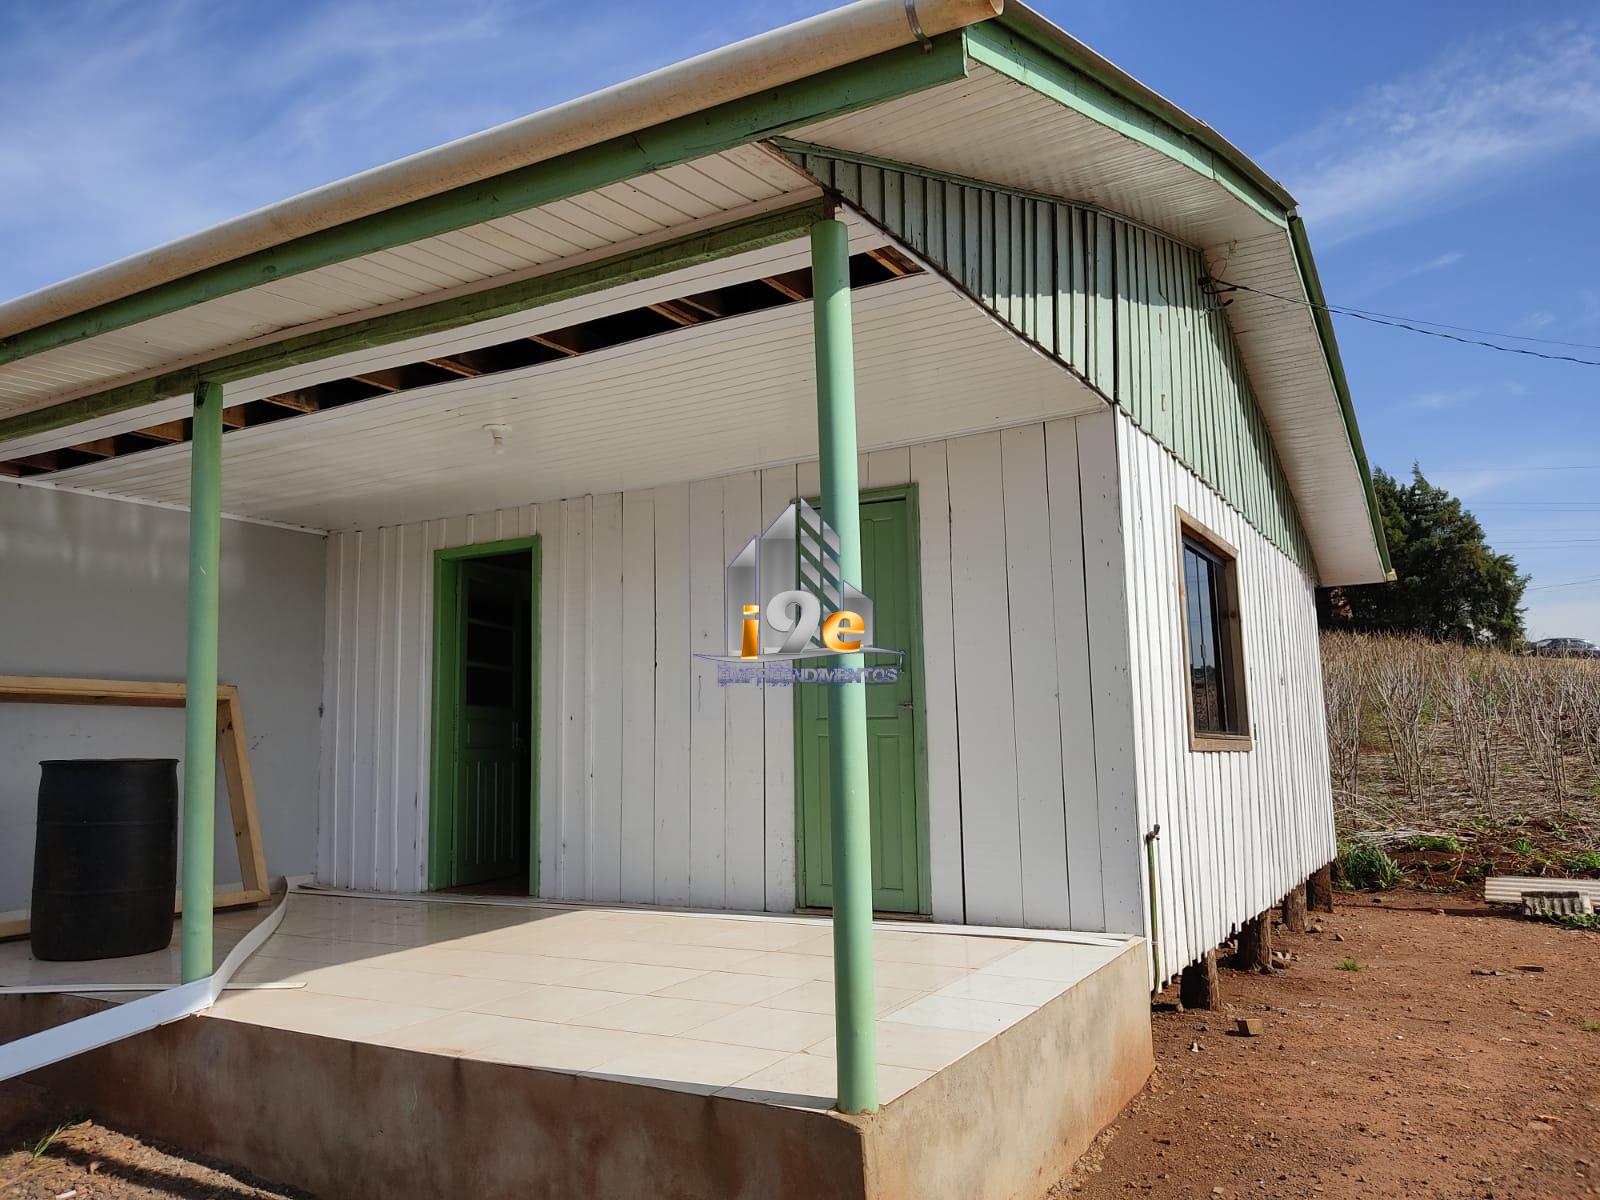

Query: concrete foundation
<box><xmin>1</xmin><ymin>944</ymin><xmax>1151</xmax><ymax>1199</ymax></box>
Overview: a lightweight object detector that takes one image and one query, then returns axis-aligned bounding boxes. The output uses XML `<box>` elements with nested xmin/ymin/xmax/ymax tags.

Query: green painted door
<box><xmin>797</xmin><ymin>494</ymin><xmax>922</xmax><ymax>913</ymax></box>
<box><xmin>449</xmin><ymin>560</ymin><xmax>532</xmax><ymax>887</ymax></box>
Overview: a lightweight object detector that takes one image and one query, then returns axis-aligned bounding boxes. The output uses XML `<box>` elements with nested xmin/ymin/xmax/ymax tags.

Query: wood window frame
<box><xmin>1174</xmin><ymin>508</ymin><xmax>1252</xmax><ymax>753</ymax></box>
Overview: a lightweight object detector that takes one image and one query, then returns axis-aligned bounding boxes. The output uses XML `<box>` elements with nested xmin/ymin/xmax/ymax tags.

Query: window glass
<box><xmin>1183</xmin><ymin>538</ymin><xmax>1234</xmax><ymax>736</ymax></box>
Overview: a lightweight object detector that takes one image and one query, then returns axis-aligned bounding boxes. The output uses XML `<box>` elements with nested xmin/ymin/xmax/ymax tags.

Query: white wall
<box><xmin>318</xmin><ymin>412</ymin><xmax>1145</xmax><ymax>933</ymax></box>
<box><xmin>0</xmin><ymin>484</ymin><xmax>326</xmax><ymax>911</ymax></box>
<box><xmin>1114</xmin><ymin>411</ymin><xmax>1336</xmax><ymax>984</ymax></box>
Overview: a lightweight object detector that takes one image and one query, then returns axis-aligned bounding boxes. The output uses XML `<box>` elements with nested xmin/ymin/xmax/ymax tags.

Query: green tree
<box><xmin>1319</xmin><ymin>467</ymin><xmax>1527</xmax><ymax>646</ymax></box>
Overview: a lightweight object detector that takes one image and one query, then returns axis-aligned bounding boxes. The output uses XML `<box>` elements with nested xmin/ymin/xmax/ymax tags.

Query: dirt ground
<box><xmin>0</xmin><ymin>1088</ymin><xmax>304</xmax><ymax>1200</ymax></box>
<box><xmin>1061</xmin><ymin>891</ymin><xmax>1600</xmax><ymax>1200</ymax></box>
<box><xmin>2</xmin><ymin>892</ymin><xmax>1597</xmax><ymax>1199</ymax></box>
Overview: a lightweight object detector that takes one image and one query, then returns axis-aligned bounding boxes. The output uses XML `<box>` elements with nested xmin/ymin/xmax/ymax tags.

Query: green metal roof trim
<box><xmin>972</xmin><ymin>7</ymin><xmax>1392</xmax><ymax>579</ymax></box>
<box><xmin>1287</xmin><ymin>215</ymin><xmax>1394</xmax><ymax>577</ymax></box>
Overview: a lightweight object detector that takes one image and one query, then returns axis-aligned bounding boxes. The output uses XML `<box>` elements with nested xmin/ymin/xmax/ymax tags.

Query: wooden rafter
<box><xmin>221</xmin><ymin>406</ymin><xmax>248</xmax><ymax>429</ymax></box>
<box><xmin>867</xmin><ymin>246</ymin><xmax>916</xmax><ymax>276</ymax></box>
<box><xmin>136</xmin><ymin>420</ymin><xmax>186</xmax><ymax>443</ymax></box>
<box><xmin>528</xmin><ymin>332</ymin><xmax>580</xmax><ymax>356</ymax></box>
<box><xmin>70</xmin><ymin>437</ymin><xmax>118</xmax><ymax>458</ymax></box>
<box><xmin>648</xmin><ymin>300</ymin><xmax>703</xmax><ymax>326</ymax></box>
<box><xmin>761</xmin><ymin>274</ymin><xmax>808</xmax><ymax>302</ymax></box>
<box><xmin>261</xmin><ymin>392</ymin><xmax>320</xmax><ymax>413</ymax></box>
<box><xmin>426</xmin><ymin>357</ymin><xmax>481</xmax><ymax>378</ymax></box>
<box><xmin>350</xmin><ymin>373</ymin><xmax>401</xmax><ymax>392</ymax></box>
<box><xmin>677</xmin><ymin>295</ymin><xmax>724</xmax><ymax>319</ymax></box>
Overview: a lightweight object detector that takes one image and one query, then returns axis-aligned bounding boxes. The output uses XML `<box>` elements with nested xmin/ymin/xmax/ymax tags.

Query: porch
<box><xmin>1</xmin><ymin>889</ymin><xmax>1152</xmax><ymax>1199</ymax></box>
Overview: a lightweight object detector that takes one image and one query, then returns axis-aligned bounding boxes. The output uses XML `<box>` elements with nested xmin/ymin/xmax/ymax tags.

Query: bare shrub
<box><xmin>1322</xmin><ymin>631</ymin><xmax>1600</xmax><ymax>854</ymax></box>
<box><xmin>1434</xmin><ymin>647</ymin><xmax>1501</xmax><ymax>810</ymax></box>
<box><xmin>1563</xmin><ymin>662</ymin><xmax>1600</xmax><ymax>773</ymax></box>
<box><xmin>1321</xmin><ymin>633</ymin><xmax>1367</xmax><ymax>801</ymax></box>
<box><xmin>1369</xmin><ymin>637</ymin><xmax>1430</xmax><ymax>812</ymax></box>
<box><xmin>1504</xmin><ymin>659</ymin><xmax>1570</xmax><ymax>806</ymax></box>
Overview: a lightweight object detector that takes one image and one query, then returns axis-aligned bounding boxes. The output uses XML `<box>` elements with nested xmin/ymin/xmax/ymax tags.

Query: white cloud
<box><xmin>1271</xmin><ymin>18</ymin><xmax>1600</xmax><ymax>244</ymax></box>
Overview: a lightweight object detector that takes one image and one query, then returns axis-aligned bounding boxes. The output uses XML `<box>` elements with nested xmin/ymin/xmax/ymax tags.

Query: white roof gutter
<box><xmin>0</xmin><ymin>0</ymin><xmax>1000</xmax><ymax>340</ymax></box>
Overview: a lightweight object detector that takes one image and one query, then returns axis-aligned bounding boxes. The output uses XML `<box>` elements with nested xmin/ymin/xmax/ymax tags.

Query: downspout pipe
<box><xmin>1144</xmin><ymin>825</ymin><xmax>1162</xmax><ymax>992</ymax></box>
<box><xmin>0</xmin><ymin>0</ymin><xmax>1001</xmax><ymax>341</ymax></box>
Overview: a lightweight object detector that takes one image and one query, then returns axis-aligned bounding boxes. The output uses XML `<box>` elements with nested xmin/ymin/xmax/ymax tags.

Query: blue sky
<box><xmin>3</xmin><ymin>0</ymin><xmax>1597</xmax><ymax>639</ymax></box>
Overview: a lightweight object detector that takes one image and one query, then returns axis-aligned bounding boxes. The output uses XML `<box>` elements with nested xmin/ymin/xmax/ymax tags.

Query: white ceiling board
<box><xmin>0</xmin><ymin>146</ymin><xmax>816</xmax><ymax>422</ymax></box>
<box><xmin>50</xmin><ymin>274</ymin><xmax>1102</xmax><ymax>532</ymax></box>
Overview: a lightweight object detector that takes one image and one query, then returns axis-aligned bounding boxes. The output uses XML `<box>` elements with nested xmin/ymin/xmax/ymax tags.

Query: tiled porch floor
<box><xmin>1</xmin><ymin>891</ymin><xmax>1132</xmax><ymax>1109</ymax></box>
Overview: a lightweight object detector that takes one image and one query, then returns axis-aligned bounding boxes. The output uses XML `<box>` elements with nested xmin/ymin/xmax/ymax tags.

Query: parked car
<box><xmin>1527</xmin><ymin>637</ymin><xmax>1600</xmax><ymax>659</ymax></box>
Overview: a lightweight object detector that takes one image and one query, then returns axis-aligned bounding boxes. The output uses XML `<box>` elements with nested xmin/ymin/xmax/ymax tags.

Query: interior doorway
<box><xmin>428</xmin><ymin>537</ymin><xmax>540</xmax><ymax>893</ymax></box>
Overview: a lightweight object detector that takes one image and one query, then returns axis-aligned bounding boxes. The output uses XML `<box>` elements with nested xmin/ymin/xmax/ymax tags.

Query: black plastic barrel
<box><xmin>31</xmin><ymin>758</ymin><xmax>179</xmax><ymax>961</ymax></box>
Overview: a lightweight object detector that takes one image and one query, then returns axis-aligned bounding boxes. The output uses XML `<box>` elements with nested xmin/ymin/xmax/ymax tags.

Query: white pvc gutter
<box><xmin>0</xmin><ymin>0</ymin><xmax>1001</xmax><ymax>340</ymax></box>
<box><xmin>0</xmin><ymin>884</ymin><xmax>289</xmax><ymax>1083</ymax></box>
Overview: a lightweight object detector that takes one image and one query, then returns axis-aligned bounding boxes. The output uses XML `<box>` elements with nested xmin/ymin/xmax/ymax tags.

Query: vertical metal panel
<box><xmin>789</xmin><ymin>146</ymin><xmax>1315</xmax><ymax>574</ymax></box>
<box><xmin>1000</xmin><ymin>425</ymin><xmax>1072</xmax><ymax>928</ymax></box>
<box><xmin>721</xmin><ymin>469</ymin><xmax>766</xmax><ymax>910</ymax></box>
<box><xmin>588</xmin><ymin>492</ymin><xmax>625</xmax><ymax>902</ymax></box>
<box><xmin>619</xmin><ymin>490</ymin><xmax>657</xmax><ymax>903</ymax></box>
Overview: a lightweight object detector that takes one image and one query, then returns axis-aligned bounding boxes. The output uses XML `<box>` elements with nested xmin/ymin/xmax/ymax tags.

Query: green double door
<box><xmin>444</xmin><ymin>557</ymin><xmax>532</xmax><ymax>888</ymax></box>
<box><xmin>796</xmin><ymin>493</ymin><xmax>924</xmax><ymax>914</ymax></box>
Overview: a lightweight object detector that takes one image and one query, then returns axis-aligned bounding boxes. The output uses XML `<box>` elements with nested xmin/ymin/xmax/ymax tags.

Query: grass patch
<box><xmin>1336</xmin><ymin>840</ymin><xmax>1406</xmax><ymax>891</ymax></box>
<box><xmin>1562</xmin><ymin>850</ymin><xmax>1600</xmax><ymax>874</ymax></box>
<box><xmin>1407</xmin><ymin>833</ymin><xmax>1464</xmax><ymax>853</ymax></box>
<box><xmin>1337</xmin><ymin>959</ymin><xmax>1364</xmax><ymax>972</ymax></box>
<box><xmin>1510</xmin><ymin>836</ymin><xmax>1537</xmax><ymax>857</ymax></box>
<box><xmin>1551</xmin><ymin>912</ymin><xmax>1600</xmax><ymax>933</ymax></box>
<box><xmin>1583</xmin><ymin>1022</ymin><xmax>1600</xmax><ymax>1033</ymax></box>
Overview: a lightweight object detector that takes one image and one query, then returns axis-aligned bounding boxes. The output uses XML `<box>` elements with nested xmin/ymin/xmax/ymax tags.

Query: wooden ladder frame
<box><xmin>0</xmin><ymin>675</ymin><xmax>269</xmax><ymax>941</ymax></box>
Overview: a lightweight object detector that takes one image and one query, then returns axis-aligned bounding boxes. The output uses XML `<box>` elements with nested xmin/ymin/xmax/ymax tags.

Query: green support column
<box><xmin>810</xmin><ymin>216</ymin><xmax>878</xmax><ymax>1115</ymax></box>
<box><xmin>180</xmin><ymin>380</ymin><xmax>224</xmax><ymax>982</ymax></box>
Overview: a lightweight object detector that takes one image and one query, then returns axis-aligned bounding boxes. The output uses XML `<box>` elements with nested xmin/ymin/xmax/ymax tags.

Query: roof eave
<box><xmin>995</xmin><ymin>3</ymin><xmax>1298</xmax><ymax>214</ymax></box>
<box><xmin>1287</xmin><ymin>214</ymin><xmax>1395</xmax><ymax>581</ymax></box>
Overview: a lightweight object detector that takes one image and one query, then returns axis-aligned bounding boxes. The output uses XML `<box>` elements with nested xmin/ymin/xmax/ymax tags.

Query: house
<box><xmin>0</xmin><ymin>1</ymin><xmax>1389</xmax><ymax>1195</ymax></box>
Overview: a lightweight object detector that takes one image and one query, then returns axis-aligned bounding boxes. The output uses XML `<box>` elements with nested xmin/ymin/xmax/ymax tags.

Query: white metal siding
<box><xmin>1114</xmin><ymin>410</ymin><xmax>1335</xmax><ymax>984</ymax></box>
<box><xmin>317</xmin><ymin>414</ymin><xmax>1143</xmax><ymax>933</ymax></box>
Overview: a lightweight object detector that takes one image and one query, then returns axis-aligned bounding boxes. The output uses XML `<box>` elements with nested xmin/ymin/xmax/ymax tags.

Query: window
<box><xmin>1176</xmin><ymin>512</ymin><xmax>1250</xmax><ymax>750</ymax></box>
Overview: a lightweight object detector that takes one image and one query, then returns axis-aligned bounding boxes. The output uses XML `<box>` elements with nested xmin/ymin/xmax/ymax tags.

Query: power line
<box><xmin>1527</xmin><ymin>574</ymin><xmax>1600</xmax><ymax>592</ymax></box>
<box><xmin>1292</xmin><ymin>306</ymin><xmax>1600</xmax><ymax>352</ymax></box>
<box><xmin>1427</xmin><ymin>464</ymin><xmax>1600</xmax><ymax>473</ymax></box>
<box><xmin>1471</xmin><ymin>501</ymin><xmax>1600</xmax><ymax>510</ymax></box>
<box><xmin>1202</xmin><ymin>277</ymin><xmax>1600</xmax><ymax>368</ymax></box>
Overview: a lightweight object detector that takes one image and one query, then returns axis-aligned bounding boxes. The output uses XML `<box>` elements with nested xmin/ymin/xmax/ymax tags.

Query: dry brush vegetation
<box><xmin>1321</xmin><ymin>632</ymin><xmax>1600</xmax><ymax>890</ymax></box>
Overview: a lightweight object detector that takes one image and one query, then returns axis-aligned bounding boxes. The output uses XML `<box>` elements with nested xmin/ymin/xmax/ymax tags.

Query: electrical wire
<box><xmin>1427</xmin><ymin>464</ymin><xmax>1600</xmax><ymax>473</ymax></box>
<box><xmin>1201</xmin><ymin>276</ymin><xmax>1600</xmax><ymax>368</ymax></box>
<box><xmin>1527</xmin><ymin>575</ymin><xmax>1600</xmax><ymax>592</ymax></box>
